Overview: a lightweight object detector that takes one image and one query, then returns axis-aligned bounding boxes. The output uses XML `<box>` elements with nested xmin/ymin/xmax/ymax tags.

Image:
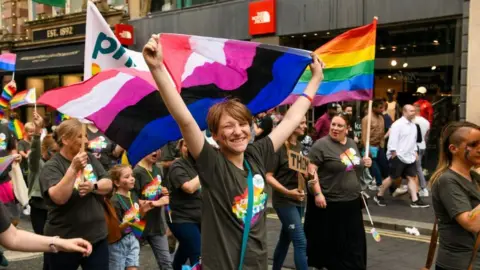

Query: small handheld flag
<box><xmin>10</xmin><ymin>88</ymin><xmax>36</xmax><ymax>109</ymax></box>
<box><xmin>2</xmin><ymin>80</ymin><xmax>17</xmax><ymax>102</ymax></box>
<box><xmin>0</xmin><ymin>53</ymin><xmax>16</xmax><ymax>72</ymax></box>
<box><xmin>130</xmin><ymin>220</ymin><xmax>146</xmax><ymax>239</ymax></box>
<box><xmin>9</xmin><ymin>119</ymin><xmax>25</xmax><ymax>140</ymax></box>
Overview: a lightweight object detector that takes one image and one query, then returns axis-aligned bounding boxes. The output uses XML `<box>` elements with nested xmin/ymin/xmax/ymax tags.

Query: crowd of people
<box><xmin>0</xmin><ymin>35</ymin><xmax>476</xmax><ymax>270</ymax></box>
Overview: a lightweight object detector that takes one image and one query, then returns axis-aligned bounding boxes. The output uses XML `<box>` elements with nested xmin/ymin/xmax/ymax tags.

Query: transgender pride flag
<box><xmin>39</xmin><ymin>34</ymin><xmax>312</xmax><ymax>164</ymax></box>
<box><xmin>0</xmin><ymin>53</ymin><xmax>16</xmax><ymax>72</ymax></box>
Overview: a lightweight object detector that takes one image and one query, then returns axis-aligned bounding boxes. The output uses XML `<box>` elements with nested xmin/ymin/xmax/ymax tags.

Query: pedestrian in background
<box><xmin>414</xmin><ymin>104</ymin><xmax>431</xmax><ymax>197</ymax></box>
<box><xmin>431</xmin><ymin>121</ymin><xmax>480</xmax><ymax>270</ymax></box>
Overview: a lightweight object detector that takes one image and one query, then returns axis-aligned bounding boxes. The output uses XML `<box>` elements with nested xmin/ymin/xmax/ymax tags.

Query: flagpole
<box><xmin>11</xmin><ymin>72</ymin><xmax>14</xmax><ymax>81</ymax></box>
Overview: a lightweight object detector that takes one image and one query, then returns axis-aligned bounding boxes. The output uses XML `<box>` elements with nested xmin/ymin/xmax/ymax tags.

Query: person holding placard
<box><xmin>305</xmin><ymin>113</ymin><xmax>372</xmax><ymax>270</ymax></box>
<box><xmin>266</xmin><ymin>116</ymin><xmax>310</xmax><ymax>270</ymax></box>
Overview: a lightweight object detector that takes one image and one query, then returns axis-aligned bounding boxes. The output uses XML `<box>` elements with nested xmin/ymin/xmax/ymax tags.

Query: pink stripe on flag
<box><xmin>87</xmin><ymin>76</ymin><xmax>157</xmax><ymax>130</ymax></box>
<box><xmin>281</xmin><ymin>89</ymin><xmax>373</xmax><ymax>106</ymax></box>
<box><xmin>0</xmin><ymin>53</ymin><xmax>16</xmax><ymax>64</ymax></box>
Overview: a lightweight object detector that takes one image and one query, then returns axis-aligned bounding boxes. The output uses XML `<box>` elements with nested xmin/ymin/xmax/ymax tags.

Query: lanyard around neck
<box><xmin>116</xmin><ymin>192</ymin><xmax>134</xmax><ymax>211</ymax></box>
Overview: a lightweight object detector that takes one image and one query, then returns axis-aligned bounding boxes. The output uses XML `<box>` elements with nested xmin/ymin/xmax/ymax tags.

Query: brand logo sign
<box><xmin>114</xmin><ymin>24</ymin><xmax>135</xmax><ymax>46</ymax></box>
<box><xmin>248</xmin><ymin>0</ymin><xmax>276</xmax><ymax>36</ymax></box>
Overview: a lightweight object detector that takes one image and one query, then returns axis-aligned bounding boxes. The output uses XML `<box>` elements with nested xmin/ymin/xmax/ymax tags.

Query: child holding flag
<box><xmin>109</xmin><ymin>164</ymin><xmax>155</xmax><ymax>270</ymax></box>
<box><xmin>133</xmin><ymin>151</ymin><xmax>172</xmax><ymax>270</ymax></box>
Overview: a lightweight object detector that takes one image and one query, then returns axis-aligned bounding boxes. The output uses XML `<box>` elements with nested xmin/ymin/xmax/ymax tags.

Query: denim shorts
<box><xmin>108</xmin><ymin>233</ymin><xmax>140</xmax><ymax>269</ymax></box>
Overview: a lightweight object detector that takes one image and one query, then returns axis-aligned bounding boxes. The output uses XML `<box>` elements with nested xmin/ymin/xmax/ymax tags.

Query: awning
<box><xmin>14</xmin><ymin>43</ymin><xmax>84</xmax><ymax>74</ymax></box>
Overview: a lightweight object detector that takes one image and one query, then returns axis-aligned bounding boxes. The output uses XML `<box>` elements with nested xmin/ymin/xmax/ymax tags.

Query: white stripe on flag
<box><xmin>58</xmin><ymin>72</ymin><xmax>134</xmax><ymax>119</ymax></box>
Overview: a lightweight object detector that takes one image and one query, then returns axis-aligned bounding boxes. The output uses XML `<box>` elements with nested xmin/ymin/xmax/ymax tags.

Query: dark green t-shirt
<box><xmin>267</xmin><ymin>141</ymin><xmax>303</xmax><ymax>208</ymax></box>
<box><xmin>194</xmin><ymin>138</ymin><xmax>273</xmax><ymax>270</ymax></box>
<box><xmin>308</xmin><ymin>136</ymin><xmax>363</xmax><ymax>202</ymax></box>
<box><xmin>39</xmin><ymin>152</ymin><xmax>108</xmax><ymax>244</ymax></box>
<box><xmin>132</xmin><ymin>165</ymin><xmax>166</xmax><ymax>236</ymax></box>
<box><xmin>166</xmin><ymin>157</ymin><xmax>202</xmax><ymax>224</ymax></box>
<box><xmin>432</xmin><ymin>169</ymin><xmax>480</xmax><ymax>270</ymax></box>
<box><xmin>0</xmin><ymin>124</ymin><xmax>16</xmax><ymax>183</ymax></box>
<box><xmin>18</xmin><ymin>139</ymin><xmax>31</xmax><ymax>175</ymax></box>
<box><xmin>111</xmin><ymin>192</ymin><xmax>140</xmax><ymax>237</ymax></box>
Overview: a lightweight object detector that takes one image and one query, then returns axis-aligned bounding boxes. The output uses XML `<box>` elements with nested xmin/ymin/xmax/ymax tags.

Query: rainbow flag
<box><xmin>2</xmin><ymin>81</ymin><xmax>17</xmax><ymax>103</ymax></box>
<box><xmin>0</xmin><ymin>53</ymin><xmax>16</xmax><ymax>71</ymax></box>
<box><xmin>9</xmin><ymin>119</ymin><xmax>25</xmax><ymax>140</ymax></box>
<box><xmin>0</xmin><ymin>99</ymin><xmax>8</xmax><ymax>110</ymax></box>
<box><xmin>130</xmin><ymin>220</ymin><xmax>146</xmax><ymax>239</ymax></box>
<box><xmin>0</xmin><ymin>155</ymin><xmax>15</xmax><ymax>174</ymax></box>
<box><xmin>0</xmin><ymin>111</ymin><xmax>4</xmax><ymax>119</ymax></box>
<box><xmin>55</xmin><ymin>112</ymin><xmax>70</xmax><ymax>125</ymax></box>
<box><xmin>10</xmin><ymin>88</ymin><xmax>36</xmax><ymax>109</ymax></box>
<box><xmin>283</xmin><ymin>18</ymin><xmax>377</xmax><ymax>106</ymax></box>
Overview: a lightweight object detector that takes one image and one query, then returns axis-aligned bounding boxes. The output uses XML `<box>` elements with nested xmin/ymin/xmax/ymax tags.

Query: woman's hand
<box><xmin>363</xmin><ymin>156</ymin><xmax>372</xmax><ymax>168</ymax></box>
<box><xmin>153</xmin><ymin>196</ymin><xmax>169</xmax><ymax>207</ymax></box>
<box><xmin>33</xmin><ymin>111</ymin><xmax>44</xmax><ymax>134</ymax></box>
<box><xmin>315</xmin><ymin>193</ymin><xmax>327</xmax><ymax>208</ymax></box>
<box><xmin>310</xmin><ymin>53</ymin><xmax>325</xmax><ymax>82</ymax></box>
<box><xmin>288</xmin><ymin>189</ymin><xmax>305</xmax><ymax>202</ymax></box>
<box><xmin>161</xmin><ymin>187</ymin><xmax>169</xmax><ymax>196</ymax></box>
<box><xmin>70</xmin><ymin>152</ymin><xmax>88</xmax><ymax>172</ymax></box>
<box><xmin>55</xmin><ymin>237</ymin><xmax>92</xmax><ymax>257</ymax></box>
<box><xmin>143</xmin><ymin>34</ymin><xmax>163</xmax><ymax>70</ymax></box>
<box><xmin>77</xmin><ymin>181</ymin><xmax>94</xmax><ymax>197</ymax></box>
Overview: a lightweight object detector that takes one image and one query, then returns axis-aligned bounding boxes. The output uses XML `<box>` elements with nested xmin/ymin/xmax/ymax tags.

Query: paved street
<box><xmin>1</xmin><ymin>214</ymin><xmax>431</xmax><ymax>270</ymax></box>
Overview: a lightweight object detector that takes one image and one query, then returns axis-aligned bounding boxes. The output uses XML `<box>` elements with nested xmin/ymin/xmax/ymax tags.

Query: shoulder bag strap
<box><xmin>238</xmin><ymin>160</ymin><xmax>254</xmax><ymax>270</ymax></box>
<box><xmin>467</xmin><ymin>232</ymin><xmax>480</xmax><ymax>270</ymax></box>
<box><xmin>422</xmin><ymin>219</ymin><xmax>438</xmax><ymax>270</ymax></box>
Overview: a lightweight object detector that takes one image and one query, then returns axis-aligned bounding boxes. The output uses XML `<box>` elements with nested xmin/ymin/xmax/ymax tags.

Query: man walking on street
<box><xmin>314</xmin><ymin>103</ymin><xmax>338</xmax><ymax>140</ymax></box>
<box><xmin>414</xmin><ymin>104</ymin><xmax>430</xmax><ymax>197</ymax></box>
<box><xmin>374</xmin><ymin>105</ymin><xmax>430</xmax><ymax>208</ymax></box>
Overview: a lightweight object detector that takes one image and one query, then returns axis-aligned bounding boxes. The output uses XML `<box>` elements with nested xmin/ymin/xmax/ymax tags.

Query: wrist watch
<box><xmin>93</xmin><ymin>183</ymin><xmax>98</xmax><ymax>192</ymax></box>
<box><xmin>49</xmin><ymin>236</ymin><xmax>59</xmax><ymax>253</ymax></box>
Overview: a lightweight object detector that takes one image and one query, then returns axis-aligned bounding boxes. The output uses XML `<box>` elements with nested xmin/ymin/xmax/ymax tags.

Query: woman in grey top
<box><xmin>431</xmin><ymin>121</ymin><xmax>480</xmax><ymax>270</ymax></box>
<box><xmin>305</xmin><ymin>113</ymin><xmax>372</xmax><ymax>270</ymax></box>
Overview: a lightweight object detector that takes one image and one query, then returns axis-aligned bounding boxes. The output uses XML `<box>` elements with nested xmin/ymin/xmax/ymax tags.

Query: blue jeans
<box><xmin>369</xmin><ymin>146</ymin><xmax>389</xmax><ymax>186</ymax></box>
<box><xmin>109</xmin><ymin>233</ymin><xmax>140</xmax><ymax>269</ymax></box>
<box><xmin>168</xmin><ymin>222</ymin><xmax>201</xmax><ymax>270</ymax></box>
<box><xmin>273</xmin><ymin>206</ymin><xmax>308</xmax><ymax>270</ymax></box>
<box><xmin>48</xmin><ymin>238</ymin><xmax>109</xmax><ymax>270</ymax></box>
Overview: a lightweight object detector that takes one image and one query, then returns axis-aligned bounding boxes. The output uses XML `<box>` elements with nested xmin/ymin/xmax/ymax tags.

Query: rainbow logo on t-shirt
<box><xmin>88</xmin><ymin>136</ymin><xmax>107</xmax><ymax>153</ymax></box>
<box><xmin>232</xmin><ymin>174</ymin><xmax>268</xmax><ymax>227</ymax></box>
<box><xmin>142</xmin><ymin>175</ymin><xmax>163</xmax><ymax>200</ymax></box>
<box><xmin>340</xmin><ymin>148</ymin><xmax>361</xmax><ymax>171</ymax></box>
<box><xmin>73</xmin><ymin>164</ymin><xmax>97</xmax><ymax>189</ymax></box>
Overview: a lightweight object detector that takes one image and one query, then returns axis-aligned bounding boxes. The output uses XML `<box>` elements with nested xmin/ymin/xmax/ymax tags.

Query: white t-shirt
<box><xmin>414</xmin><ymin>116</ymin><xmax>430</xmax><ymax>150</ymax></box>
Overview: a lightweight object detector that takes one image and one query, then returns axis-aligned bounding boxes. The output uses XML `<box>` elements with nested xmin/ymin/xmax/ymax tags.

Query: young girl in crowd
<box><xmin>109</xmin><ymin>164</ymin><xmax>153</xmax><ymax>270</ymax></box>
<box><xmin>143</xmin><ymin>34</ymin><xmax>324</xmax><ymax>269</ymax></box>
<box><xmin>133</xmin><ymin>151</ymin><xmax>172</xmax><ymax>270</ymax></box>
<box><xmin>166</xmin><ymin>139</ymin><xmax>202</xmax><ymax>270</ymax></box>
<box><xmin>431</xmin><ymin>122</ymin><xmax>480</xmax><ymax>270</ymax></box>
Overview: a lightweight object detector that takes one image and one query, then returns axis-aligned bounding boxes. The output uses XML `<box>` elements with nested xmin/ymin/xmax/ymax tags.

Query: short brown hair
<box><xmin>109</xmin><ymin>164</ymin><xmax>131</xmax><ymax>183</ymax></box>
<box><xmin>53</xmin><ymin>118</ymin><xmax>82</xmax><ymax>147</ymax></box>
<box><xmin>206</xmin><ymin>99</ymin><xmax>253</xmax><ymax>134</ymax></box>
<box><xmin>41</xmin><ymin>134</ymin><xmax>57</xmax><ymax>157</ymax></box>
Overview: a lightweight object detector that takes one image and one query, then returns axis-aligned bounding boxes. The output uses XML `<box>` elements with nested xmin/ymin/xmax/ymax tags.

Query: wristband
<box><xmin>314</xmin><ymin>192</ymin><xmax>322</xmax><ymax>197</ymax></box>
<box><xmin>300</xmin><ymin>93</ymin><xmax>313</xmax><ymax>103</ymax></box>
<box><xmin>49</xmin><ymin>236</ymin><xmax>59</xmax><ymax>253</ymax></box>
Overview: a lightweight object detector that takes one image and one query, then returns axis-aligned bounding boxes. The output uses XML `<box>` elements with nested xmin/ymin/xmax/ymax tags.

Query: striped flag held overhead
<box><xmin>283</xmin><ymin>18</ymin><xmax>377</xmax><ymax>106</ymax></box>
<box><xmin>1</xmin><ymin>80</ymin><xmax>17</xmax><ymax>102</ymax></box>
<box><xmin>10</xmin><ymin>88</ymin><xmax>36</xmax><ymax>109</ymax></box>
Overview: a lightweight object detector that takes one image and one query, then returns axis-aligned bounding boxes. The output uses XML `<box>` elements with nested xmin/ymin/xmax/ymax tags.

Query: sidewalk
<box><xmin>267</xmin><ymin>190</ymin><xmax>436</xmax><ymax>236</ymax></box>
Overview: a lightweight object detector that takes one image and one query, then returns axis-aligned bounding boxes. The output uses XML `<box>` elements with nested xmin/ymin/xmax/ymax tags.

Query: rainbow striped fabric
<box><xmin>130</xmin><ymin>220</ymin><xmax>146</xmax><ymax>239</ymax></box>
<box><xmin>0</xmin><ymin>155</ymin><xmax>15</xmax><ymax>174</ymax></box>
<box><xmin>55</xmin><ymin>112</ymin><xmax>70</xmax><ymax>125</ymax></box>
<box><xmin>9</xmin><ymin>119</ymin><xmax>25</xmax><ymax>140</ymax></box>
<box><xmin>1</xmin><ymin>80</ymin><xmax>17</xmax><ymax>104</ymax></box>
<box><xmin>10</xmin><ymin>88</ymin><xmax>36</xmax><ymax>109</ymax></box>
<box><xmin>0</xmin><ymin>53</ymin><xmax>16</xmax><ymax>71</ymax></box>
<box><xmin>283</xmin><ymin>19</ymin><xmax>377</xmax><ymax>106</ymax></box>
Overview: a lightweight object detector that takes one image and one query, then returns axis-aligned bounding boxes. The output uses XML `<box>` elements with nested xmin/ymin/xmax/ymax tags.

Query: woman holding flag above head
<box><xmin>143</xmin><ymin>34</ymin><xmax>324</xmax><ymax>269</ymax></box>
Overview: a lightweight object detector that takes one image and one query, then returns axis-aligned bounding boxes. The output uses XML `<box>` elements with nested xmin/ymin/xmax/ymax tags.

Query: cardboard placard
<box><xmin>288</xmin><ymin>150</ymin><xmax>310</xmax><ymax>175</ymax></box>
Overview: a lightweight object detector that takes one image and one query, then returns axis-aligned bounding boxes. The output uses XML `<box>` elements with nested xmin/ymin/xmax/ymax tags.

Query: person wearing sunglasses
<box><xmin>305</xmin><ymin>113</ymin><xmax>372</xmax><ymax>270</ymax></box>
<box><xmin>431</xmin><ymin>121</ymin><xmax>480</xmax><ymax>270</ymax></box>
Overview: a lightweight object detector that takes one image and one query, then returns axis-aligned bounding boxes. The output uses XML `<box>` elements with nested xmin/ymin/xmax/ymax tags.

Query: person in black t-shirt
<box><xmin>86</xmin><ymin>124</ymin><xmax>124</xmax><ymax>171</ymax></box>
<box><xmin>39</xmin><ymin>119</ymin><xmax>113</xmax><ymax>270</ymax></box>
<box><xmin>254</xmin><ymin>111</ymin><xmax>273</xmax><ymax>141</ymax></box>
<box><xmin>143</xmin><ymin>36</ymin><xmax>325</xmax><ymax>270</ymax></box>
<box><xmin>166</xmin><ymin>139</ymin><xmax>202</xmax><ymax>270</ymax></box>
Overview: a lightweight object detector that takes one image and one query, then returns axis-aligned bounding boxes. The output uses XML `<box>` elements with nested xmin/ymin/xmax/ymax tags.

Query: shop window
<box><xmin>150</xmin><ymin>0</ymin><xmax>178</xmax><ymax>12</ymax></box>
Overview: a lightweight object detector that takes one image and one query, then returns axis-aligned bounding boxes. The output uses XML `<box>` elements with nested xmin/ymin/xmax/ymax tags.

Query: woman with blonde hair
<box><xmin>431</xmin><ymin>121</ymin><xmax>480</xmax><ymax>270</ymax></box>
<box><xmin>143</xmin><ymin>34</ymin><xmax>324</xmax><ymax>269</ymax></box>
<box><xmin>39</xmin><ymin>118</ymin><xmax>113</xmax><ymax>269</ymax></box>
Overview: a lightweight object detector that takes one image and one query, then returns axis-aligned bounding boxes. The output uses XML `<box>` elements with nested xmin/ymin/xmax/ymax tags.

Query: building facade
<box><xmin>129</xmin><ymin>0</ymin><xmax>475</xmax><ymax>171</ymax></box>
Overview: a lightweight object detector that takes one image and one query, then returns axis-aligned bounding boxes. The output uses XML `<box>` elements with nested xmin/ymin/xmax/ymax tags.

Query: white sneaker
<box><xmin>368</xmin><ymin>184</ymin><xmax>378</xmax><ymax>191</ymax></box>
<box><xmin>419</xmin><ymin>188</ymin><xmax>429</xmax><ymax>197</ymax></box>
<box><xmin>392</xmin><ymin>185</ymin><xmax>408</xmax><ymax>197</ymax></box>
<box><xmin>23</xmin><ymin>205</ymin><xmax>30</xmax><ymax>216</ymax></box>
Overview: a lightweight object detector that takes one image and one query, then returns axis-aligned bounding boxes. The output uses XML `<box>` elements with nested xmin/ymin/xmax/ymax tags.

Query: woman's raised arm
<box><xmin>143</xmin><ymin>34</ymin><xmax>204</xmax><ymax>159</ymax></box>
